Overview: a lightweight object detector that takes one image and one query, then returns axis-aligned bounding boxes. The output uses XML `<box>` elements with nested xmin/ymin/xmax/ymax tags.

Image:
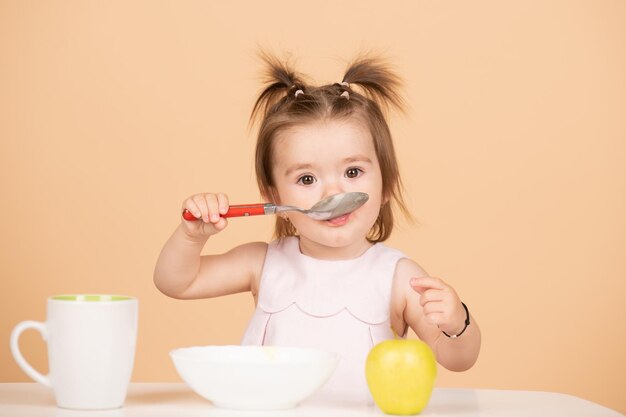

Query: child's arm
<box><xmin>153</xmin><ymin>193</ymin><xmax>267</xmax><ymax>300</ymax></box>
<box><xmin>391</xmin><ymin>259</ymin><xmax>481</xmax><ymax>371</ymax></box>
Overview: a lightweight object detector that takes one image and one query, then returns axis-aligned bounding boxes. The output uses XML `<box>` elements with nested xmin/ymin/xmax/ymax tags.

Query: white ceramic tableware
<box><xmin>10</xmin><ymin>294</ymin><xmax>138</xmax><ymax>410</ymax></box>
<box><xmin>170</xmin><ymin>345</ymin><xmax>338</xmax><ymax>410</ymax></box>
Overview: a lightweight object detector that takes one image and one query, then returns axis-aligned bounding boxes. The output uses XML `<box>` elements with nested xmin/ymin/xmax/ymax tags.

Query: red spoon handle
<box><xmin>182</xmin><ymin>204</ymin><xmax>268</xmax><ymax>221</ymax></box>
<box><xmin>223</xmin><ymin>204</ymin><xmax>268</xmax><ymax>217</ymax></box>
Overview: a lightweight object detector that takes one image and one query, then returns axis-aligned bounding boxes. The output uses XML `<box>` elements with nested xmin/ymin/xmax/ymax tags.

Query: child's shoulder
<box><xmin>227</xmin><ymin>241</ymin><xmax>269</xmax><ymax>269</ymax></box>
<box><xmin>375</xmin><ymin>242</ymin><xmax>427</xmax><ymax>276</ymax></box>
<box><xmin>393</xmin><ymin>255</ymin><xmax>429</xmax><ymax>283</ymax></box>
<box><xmin>231</xmin><ymin>240</ymin><xmax>268</xmax><ymax>256</ymax></box>
<box><xmin>374</xmin><ymin>243</ymin><xmax>429</xmax><ymax>285</ymax></box>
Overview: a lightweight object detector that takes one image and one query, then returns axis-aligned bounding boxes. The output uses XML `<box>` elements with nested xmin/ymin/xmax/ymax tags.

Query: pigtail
<box><xmin>341</xmin><ymin>56</ymin><xmax>405</xmax><ymax>114</ymax></box>
<box><xmin>250</xmin><ymin>52</ymin><xmax>306</xmax><ymax>126</ymax></box>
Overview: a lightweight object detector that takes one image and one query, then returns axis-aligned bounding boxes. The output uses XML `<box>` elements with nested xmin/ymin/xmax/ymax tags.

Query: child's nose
<box><xmin>321</xmin><ymin>183</ymin><xmax>345</xmax><ymax>199</ymax></box>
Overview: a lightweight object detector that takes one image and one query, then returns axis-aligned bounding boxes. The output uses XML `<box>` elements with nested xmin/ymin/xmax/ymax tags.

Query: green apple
<box><xmin>365</xmin><ymin>339</ymin><xmax>437</xmax><ymax>415</ymax></box>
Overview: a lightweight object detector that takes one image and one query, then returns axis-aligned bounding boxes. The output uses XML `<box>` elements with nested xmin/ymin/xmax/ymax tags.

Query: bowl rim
<box><xmin>169</xmin><ymin>344</ymin><xmax>339</xmax><ymax>364</ymax></box>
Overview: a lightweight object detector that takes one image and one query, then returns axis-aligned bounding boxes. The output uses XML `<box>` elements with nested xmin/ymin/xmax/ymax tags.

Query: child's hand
<box><xmin>410</xmin><ymin>277</ymin><xmax>467</xmax><ymax>336</ymax></box>
<box><xmin>180</xmin><ymin>193</ymin><xmax>229</xmax><ymax>239</ymax></box>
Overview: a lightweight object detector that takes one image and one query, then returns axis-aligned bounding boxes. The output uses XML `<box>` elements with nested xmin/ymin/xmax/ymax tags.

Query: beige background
<box><xmin>1</xmin><ymin>0</ymin><xmax>625</xmax><ymax>413</ymax></box>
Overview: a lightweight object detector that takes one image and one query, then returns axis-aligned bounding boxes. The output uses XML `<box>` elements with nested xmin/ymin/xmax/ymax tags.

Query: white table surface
<box><xmin>0</xmin><ymin>383</ymin><xmax>622</xmax><ymax>417</ymax></box>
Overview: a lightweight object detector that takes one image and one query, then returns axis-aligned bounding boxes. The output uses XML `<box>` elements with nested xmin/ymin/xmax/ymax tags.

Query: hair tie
<box><xmin>294</xmin><ymin>89</ymin><xmax>304</xmax><ymax>97</ymax></box>
<box><xmin>340</xmin><ymin>82</ymin><xmax>350</xmax><ymax>88</ymax></box>
<box><xmin>340</xmin><ymin>91</ymin><xmax>350</xmax><ymax>100</ymax></box>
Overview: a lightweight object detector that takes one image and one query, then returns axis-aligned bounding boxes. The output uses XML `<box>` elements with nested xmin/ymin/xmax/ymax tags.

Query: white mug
<box><xmin>10</xmin><ymin>294</ymin><xmax>138</xmax><ymax>410</ymax></box>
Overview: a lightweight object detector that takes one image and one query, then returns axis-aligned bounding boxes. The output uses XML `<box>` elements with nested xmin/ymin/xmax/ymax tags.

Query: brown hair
<box><xmin>251</xmin><ymin>52</ymin><xmax>410</xmax><ymax>242</ymax></box>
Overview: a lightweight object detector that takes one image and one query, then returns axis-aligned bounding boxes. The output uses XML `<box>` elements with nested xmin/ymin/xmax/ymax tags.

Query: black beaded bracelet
<box><xmin>442</xmin><ymin>302</ymin><xmax>470</xmax><ymax>338</ymax></box>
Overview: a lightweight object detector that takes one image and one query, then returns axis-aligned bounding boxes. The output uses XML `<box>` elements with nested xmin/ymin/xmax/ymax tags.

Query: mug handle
<box><xmin>10</xmin><ymin>321</ymin><xmax>51</xmax><ymax>387</ymax></box>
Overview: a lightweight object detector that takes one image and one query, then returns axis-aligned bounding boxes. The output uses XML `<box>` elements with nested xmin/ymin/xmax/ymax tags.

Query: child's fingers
<box><xmin>422</xmin><ymin>300</ymin><xmax>444</xmax><ymax>315</ymax></box>
<box><xmin>202</xmin><ymin>194</ymin><xmax>222</xmax><ymax>223</ymax></box>
<box><xmin>216</xmin><ymin>193</ymin><xmax>229</xmax><ymax>215</ymax></box>
<box><xmin>422</xmin><ymin>299</ymin><xmax>465</xmax><ymax>333</ymax></box>
<box><xmin>182</xmin><ymin>193</ymin><xmax>227</xmax><ymax>223</ymax></box>
<box><xmin>212</xmin><ymin>217</ymin><xmax>228</xmax><ymax>231</ymax></box>
<box><xmin>189</xmin><ymin>194</ymin><xmax>209</xmax><ymax>222</ymax></box>
<box><xmin>409</xmin><ymin>277</ymin><xmax>427</xmax><ymax>294</ymax></box>
<box><xmin>416</xmin><ymin>288</ymin><xmax>443</xmax><ymax>306</ymax></box>
<box><xmin>422</xmin><ymin>301</ymin><xmax>445</xmax><ymax>326</ymax></box>
<box><xmin>424</xmin><ymin>312</ymin><xmax>444</xmax><ymax>326</ymax></box>
<box><xmin>410</xmin><ymin>276</ymin><xmax>444</xmax><ymax>289</ymax></box>
<box><xmin>410</xmin><ymin>276</ymin><xmax>445</xmax><ymax>293</ymax></box>
<box><xmin>183</xmin><ymin>198</ymin><xmax>202</xmax><ymax>220</ymax></box>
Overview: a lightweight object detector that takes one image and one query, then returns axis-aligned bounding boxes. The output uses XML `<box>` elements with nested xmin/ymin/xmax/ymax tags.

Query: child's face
<box><xmin>270</xmin><ymin>119</ymin><xmax>384</xmax><ymax>258</ymax></box>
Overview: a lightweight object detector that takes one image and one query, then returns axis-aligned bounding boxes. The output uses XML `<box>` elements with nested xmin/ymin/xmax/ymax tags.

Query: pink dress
<box><xmin>241</xmin><ymin>236</ymin><xmax>407</xmax><ymax>405</ymax></box>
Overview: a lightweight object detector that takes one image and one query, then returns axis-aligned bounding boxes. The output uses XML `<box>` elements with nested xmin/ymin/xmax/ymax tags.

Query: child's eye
<box><xmin>345</xmin><ymin>167</ymin><xmax>363</xmax><ymax>179</ymax></box>
<box><xmin>297</xmin><ymin>174</ymin><xmax>316</xmax><ymax>185</ymax></box>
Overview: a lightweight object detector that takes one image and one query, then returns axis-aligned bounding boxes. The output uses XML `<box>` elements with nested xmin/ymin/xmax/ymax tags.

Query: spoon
<box><xmin>182</xmin><ymin>192</ymin><xmax>369</xmax><ymax>221</ymax></box>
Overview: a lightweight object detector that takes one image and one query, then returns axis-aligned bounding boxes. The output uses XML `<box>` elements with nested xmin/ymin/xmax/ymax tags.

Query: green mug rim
<box><xmin>50</xmin><ymin>294</ymin><xmax>135</xmax><ymax>302</ymax></box>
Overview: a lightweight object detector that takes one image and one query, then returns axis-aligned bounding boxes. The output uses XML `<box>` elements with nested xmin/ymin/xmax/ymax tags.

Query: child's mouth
<box><xmin>326</xmin><ymin>213</ymin><xmax>351</xmax><ymax>226</ymax></box>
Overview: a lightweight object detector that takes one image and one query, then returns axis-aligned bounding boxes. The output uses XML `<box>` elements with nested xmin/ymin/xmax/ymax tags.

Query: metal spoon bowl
<box><xmin>274</xmin><ymin>192</ymin><xmax>369</xmax><ymax>220</ymax></box>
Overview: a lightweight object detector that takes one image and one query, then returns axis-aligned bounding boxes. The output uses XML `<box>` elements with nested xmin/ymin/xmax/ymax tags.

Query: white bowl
<box><xmin>170</xmin><ymin>345</ymin><xmax>338</xmax><ymax>410</ymax></box>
